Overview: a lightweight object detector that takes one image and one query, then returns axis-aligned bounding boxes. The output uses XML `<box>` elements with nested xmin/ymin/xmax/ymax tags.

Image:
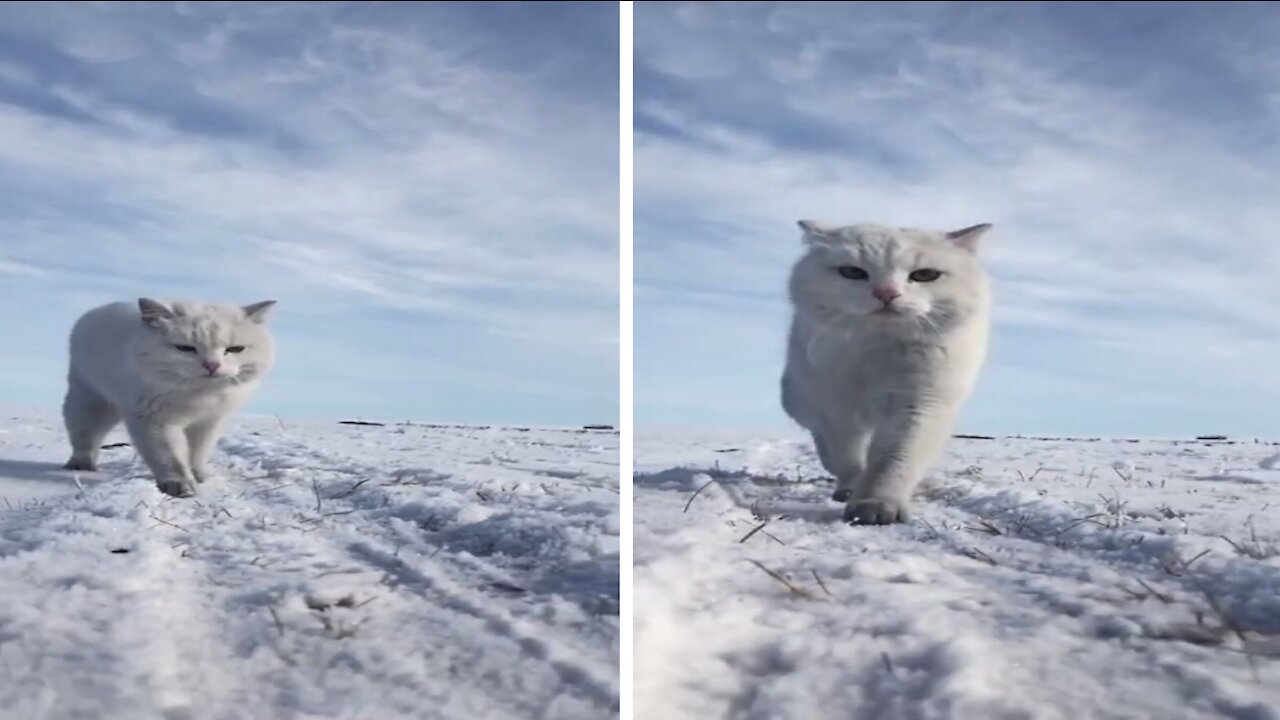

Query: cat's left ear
<box><xmin>945</xmin><ymin>223</ymin><xmax>992</xmax><ymax>253</ymax></box>
<box><xmin>138</xmin><ymin>298</ymin><xmax>174</xmax><ymax>328</ymax></box>
<box><xmin>797</xmin><ymin>220</ymin><xmax>833</xmax><ymax>243</ymax></box>
<box><xmin>242</xmin><ymin>300</ymin><xmax>277</xmax><ymax>324</ymax></box>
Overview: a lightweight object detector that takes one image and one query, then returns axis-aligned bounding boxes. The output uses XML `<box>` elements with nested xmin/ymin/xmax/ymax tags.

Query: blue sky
<box><xmin>635</xmin><ymin>1</ymin><xmax>1280</xmax><ymax>438</ymax></box>
<box><xmin>0</xmin><ymin>2</ymin><xmax>618</xmax><ymax>427</ymax></box>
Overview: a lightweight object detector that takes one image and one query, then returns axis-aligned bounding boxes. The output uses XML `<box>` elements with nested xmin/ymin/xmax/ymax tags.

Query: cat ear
<box><xmin>945</xmin><ymin>223</ymin><xmax>992</xmax><ymax>253</ymax></box>
<box><xmin>137</xmin><ymin>298</ymin><xmax>174</xmax><ymax>327</ymax></box>
<box><xmin>797</xmin><ymin>220</ymin><xmax>833</xmax><ymax>242</ymax></box>
<box><xmin>242</xmin><ymin>300</ymin><xmax>277</xmax><ymax>324</ymax></box>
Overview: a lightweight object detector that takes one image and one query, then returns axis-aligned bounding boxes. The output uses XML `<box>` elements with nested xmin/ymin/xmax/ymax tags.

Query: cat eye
<box><xmin>173</xmin><ymin>344</ymin><xmax>197</xmax><ymax>353</ymax></box>
<box><xmin>836</xmin><ymin>265</ymin><xmax>869</xmax><ymax>280</ymax></box>
<box><xmin>909</xmin><ymin>269</ymin><xmax>943</xmax><ymax>283</ymax></box>
<box><xmin>225</xmin><ymin>346</ymin><xmax>246</xmax><ymax>354</ymax></box>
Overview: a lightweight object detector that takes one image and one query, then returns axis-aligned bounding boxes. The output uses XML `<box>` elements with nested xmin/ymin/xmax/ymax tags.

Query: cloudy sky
<box><xmin>635</xmin><ymin>1</ymin><xmax>1280</xmax><ymax>438</ymax></box>
<box><xmin>0</xmin><ymin>1</ymin><xmax>618</xmax><ymax>426</ymax></box>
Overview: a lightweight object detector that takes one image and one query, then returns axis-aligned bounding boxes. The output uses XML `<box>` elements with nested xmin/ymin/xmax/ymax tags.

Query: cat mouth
<box><xmin>870</xmin><ymin>306</ymin><xmax>921</xmax><ymax>320</ymax></box>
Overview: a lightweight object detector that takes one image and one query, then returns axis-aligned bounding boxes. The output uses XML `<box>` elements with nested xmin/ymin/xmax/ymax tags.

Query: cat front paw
<box><xmin>64</xmin><ymin>457</ymin><xmax>98</xmax><ymax>472</ymax></box>
<box><xmin>191</xmin><ymin>468</ymin><xmax>221</xmax><ymax>484</ymax></box>
<box><xmin>843</xmin><ymin>497</ymin><xmax>910</xmax><ymax>525</ymax></box>
<box><xmin>156</xmin><ymin>477</ymin><xmax>197</xmax><ymax>498</ymax></box>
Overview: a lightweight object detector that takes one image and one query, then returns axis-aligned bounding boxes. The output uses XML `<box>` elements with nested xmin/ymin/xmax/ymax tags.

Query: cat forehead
<box><xmin>831</xmin><ymin>224</ymin><xmax>937</xmax><ymax>246</ymax></box>
<box><xmin>816</xmin><ymin>227</ymin><xmax>942</xmax><ymax>261</ymax></box>
<box><xmin>168</xmin><ymin>303</ymin><xmax>246</xmax><ymax>322</ymax></box>
<box><xmin>163</xmin><ymin>306</ymin><xmax>251</xmax><ymax>340</ymax></box>
<box><xmin>165</xmin><ymin>316</ymin><xmax>232</xmax><ymax>340</ymax></box>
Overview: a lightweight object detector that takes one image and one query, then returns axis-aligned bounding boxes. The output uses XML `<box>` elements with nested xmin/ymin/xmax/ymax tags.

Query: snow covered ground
<box><xmin>0</xmin><ymin>409</ymin><xmax>619</xmax><ymax>720</ymax></box>
<box><xmin>635</xmin><ymin>429</ymin><xmax>1280</xmax><ymax>720</ymax></box>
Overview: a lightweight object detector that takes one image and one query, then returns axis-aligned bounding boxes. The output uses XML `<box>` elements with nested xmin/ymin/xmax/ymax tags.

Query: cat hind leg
<box><xmin>62</xmin><ymin>374</ymin><xmax>120</xmax><ymax>471</ymax></box>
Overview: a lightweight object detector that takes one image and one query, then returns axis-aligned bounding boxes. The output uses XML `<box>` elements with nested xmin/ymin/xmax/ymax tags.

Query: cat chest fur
<box><xmin>805</xmin><ymin>333</ymin><xmax>964</xmax><ymax>419</ymax></box>
<box><xmin>127</xmin><ymin>383</ymin><xmax>252</xmax><ymax>423</ymax></box>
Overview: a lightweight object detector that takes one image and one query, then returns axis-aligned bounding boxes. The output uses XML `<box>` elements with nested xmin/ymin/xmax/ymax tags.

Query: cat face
<box><xmin>788</xmin><ymin>222</ymin><xmax>990</xmax><ymax>332</ymax></box>
<box><xmin>134</xmin><ymin>299</ymin><xmax>276</xmax><ymax>386</ymax></box>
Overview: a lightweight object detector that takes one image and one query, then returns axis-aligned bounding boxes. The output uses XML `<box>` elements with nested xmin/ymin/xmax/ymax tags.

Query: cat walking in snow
<box><xmin>781</xmin><ymin>222</ymin><xmax>991</xmax><ymax>524</ymax></box>
<box><xmin>62</xmin><ymin>298</ymin><xmax>277</xmax><ymax>497</ymax></box>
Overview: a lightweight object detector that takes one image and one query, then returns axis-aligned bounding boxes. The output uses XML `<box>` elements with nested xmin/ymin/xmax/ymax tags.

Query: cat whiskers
<box><xmin>913</xmin><ymin>307</ymin><xmax>951</xmax><ymax>337</ymax></box>
<box><xmin>918</xmin><ymin>311</ymin><xmax>942</xmax><ymax>335</ymax></box>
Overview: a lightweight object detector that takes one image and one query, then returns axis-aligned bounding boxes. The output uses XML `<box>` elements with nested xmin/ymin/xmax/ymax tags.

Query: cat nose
<box><xmin>202</xmin><ymin>361</ymin><xmax>221</xmax><ymax>374</ymax></box>
<box><xmin>872</xmin><ymin>286</ymin><xmax>902</xmax><ymax>304</ymax></box>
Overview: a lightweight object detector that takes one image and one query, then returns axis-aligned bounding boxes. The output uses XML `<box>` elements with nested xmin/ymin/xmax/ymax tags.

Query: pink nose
<box><xmin>872</xmin><ymin>286</ymin><xmax>902</xmax><ymax>304</ymax></box>
<box><xmin>202</xmin><ymin>361</ymin><xmax>221</xmax><ymax>374</ymax></box>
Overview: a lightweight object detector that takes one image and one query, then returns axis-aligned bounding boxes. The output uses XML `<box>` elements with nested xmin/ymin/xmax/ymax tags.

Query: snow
<box><xmin>635</xmin><ymin>429</ymin><xmax>1280</xmax><ymax>720</ymax></box>
<box><xmin>0</xmin><ymin>410</ymin><xmax>619</xmax><ymax>720</ymax></box>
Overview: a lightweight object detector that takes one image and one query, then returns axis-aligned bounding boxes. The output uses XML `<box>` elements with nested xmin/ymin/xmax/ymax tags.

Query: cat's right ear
<box><xmin>797</xmin><ymin>220</ymin><xmax>832</xmax><ymax>243</ymax></box>
<box><xmin>242</xmin><ymin>300</ymin><xmax>277</xmax><ymax>324</ymax></box>
<box><xmin>945</xmin><ymin>223</ymin><xmax>992</xmax><ymax>253</ymax></box>
<box><xmin>138</xmin><ymin>298</ymin><xmax>174</xmax><ymax>327</ymax></box>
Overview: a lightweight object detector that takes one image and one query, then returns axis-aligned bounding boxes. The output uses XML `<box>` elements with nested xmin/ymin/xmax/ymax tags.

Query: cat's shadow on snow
<box><xmin>0</xmin><ymin>458</ymin><xmax>101</xmax><ymax>486</ymax></box>
<box><xmin>634</xmin><ymin>466</ymin><xmax>846</xmax><ymax>524</ymax></box>
<box><xmin>755</xmin><ymin>502</ymin><xmax>846</xmax><ymax>523</ymax></box>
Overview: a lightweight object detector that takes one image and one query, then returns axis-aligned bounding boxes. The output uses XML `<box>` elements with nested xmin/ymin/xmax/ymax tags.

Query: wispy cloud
<box><xmin>0</xmin><ymin>1</ymin><xmax>618</xmax><ymax>426</ymax></box>
<box><xmin>636</xmin><ymin>1</ymin><xmax>1280</xmax><ymax>437</ymax></box>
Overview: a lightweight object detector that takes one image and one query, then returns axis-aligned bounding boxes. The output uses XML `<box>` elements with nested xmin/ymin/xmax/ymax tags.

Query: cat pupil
<box><xmin>226</xmin><ymin>346</ymin><xmax>245</xmax><ymax>354</ymax></box>
<box><xmin>174</xmin><ymin>344</ymin><xmax>197</xmax><ymax>353</ymax></box>
<box><xmin>837</xmin><ymin>265</ymin><xmax>869</xmax><ymax>280</ymax></box>
<box><xmin>909</xmin><ymin>269</ymin><xmax>942</xmax><ymax>282</ymax></box>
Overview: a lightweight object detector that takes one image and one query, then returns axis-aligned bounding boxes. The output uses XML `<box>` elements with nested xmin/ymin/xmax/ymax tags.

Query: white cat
<box><xmin>62</xmin><ymin>298</ymin><xmax>277</xmax><ymax>497</ymax></box>
<box><xmin>781</xmin><ymin>221</ymin><xmax>991</xmax><ymax>524</ymax></box>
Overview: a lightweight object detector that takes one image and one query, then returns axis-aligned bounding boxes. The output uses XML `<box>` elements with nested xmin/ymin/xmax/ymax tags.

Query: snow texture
<box><xmin>636</xmin><ymin>430</ymin><xmax>1280</xmax><ymax>720</ymax></box>
<box><xmin>0</xmin><ymin>410</ymin><xmax>619</xmax><ymax>720</ymax></box>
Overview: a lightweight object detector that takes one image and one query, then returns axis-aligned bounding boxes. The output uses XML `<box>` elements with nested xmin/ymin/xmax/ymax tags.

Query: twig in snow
<box><xmin>1219</xmin><ymin>532</ymin><xmax>1275</xmax><ymax>560</ymax></box>
<box><xmin>918</xmin><ymin>518</ymin><xmax>942</xmax><ymax>539</ymax></box>
<box><xmin>1053</xmin><ymin>513</ymin><xmax>1107</xmax><ymax>538</ymax></box>
<box><xmin>148</xmin><ymin>511</ymin><xmax>190</xmax><ymax>533</ymax></box>
<box><xmin>1135</xmin><ymin>578</ymin><xmax>1173</xmax><ymax>604</ymax></box>
<box><xmin>312</xmin><ymin>478</ymin><xmax>323</xmax><ymax>513</ymax></box>
<box><xmin>747</xmin><ymin>560</ymin><xmax>814</xmax><ymax>599</ymax></box>
<box><xmin>760</xmin><ymin>528</ymin><xmax>786</xmax><ymax>545</ymax></box>
<box><xmin>966</xmin><ymin>519</ymin><xmax>1003</xmax><ymax>536</ymax></box>
<box><xmin>961</xmin><ymin>547</ymin><xmax>997</xmax><ymax>566</ymax></box>
<box><xmin>1015</xmin><ymin>466</ymin><xmax>1044</xmax><ymax>483</ymax></box>
<box><xmin>315</xmin><ymin>568</ymin><xmax>365</xmax><ymax>579</ymax></box>
<box><xmin>250</xmin><ymin>483</ymin><xmax>291</xmax><ymax>498</ymax></box>
<box><xmin>329</xmin><ymin>477</ymin><xmax>374</xmax><ymax>499</ymax></box>
<box><xmin>739</xmin><ymin>520</ymin><xmax>771</xmax><ymax>544</ymax></box>
<box><xmin>1200</xmin><ymin>587</ymin><xmax>1259</xmax><ymax>683</ymax></box>
<box><xmin>1162</xmin><ymin>548</ymin><xmax>1212</xmax><ymax>576</ymax></box>
<box><xmin>810</xmin><ymin>569</ymin><xmax>833</xmax><ymax>598</ymax></box>
<box><xmin>683</xmin><ymin>477</ymin><xmax>716</xmax><ymax>513</ymax></box>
